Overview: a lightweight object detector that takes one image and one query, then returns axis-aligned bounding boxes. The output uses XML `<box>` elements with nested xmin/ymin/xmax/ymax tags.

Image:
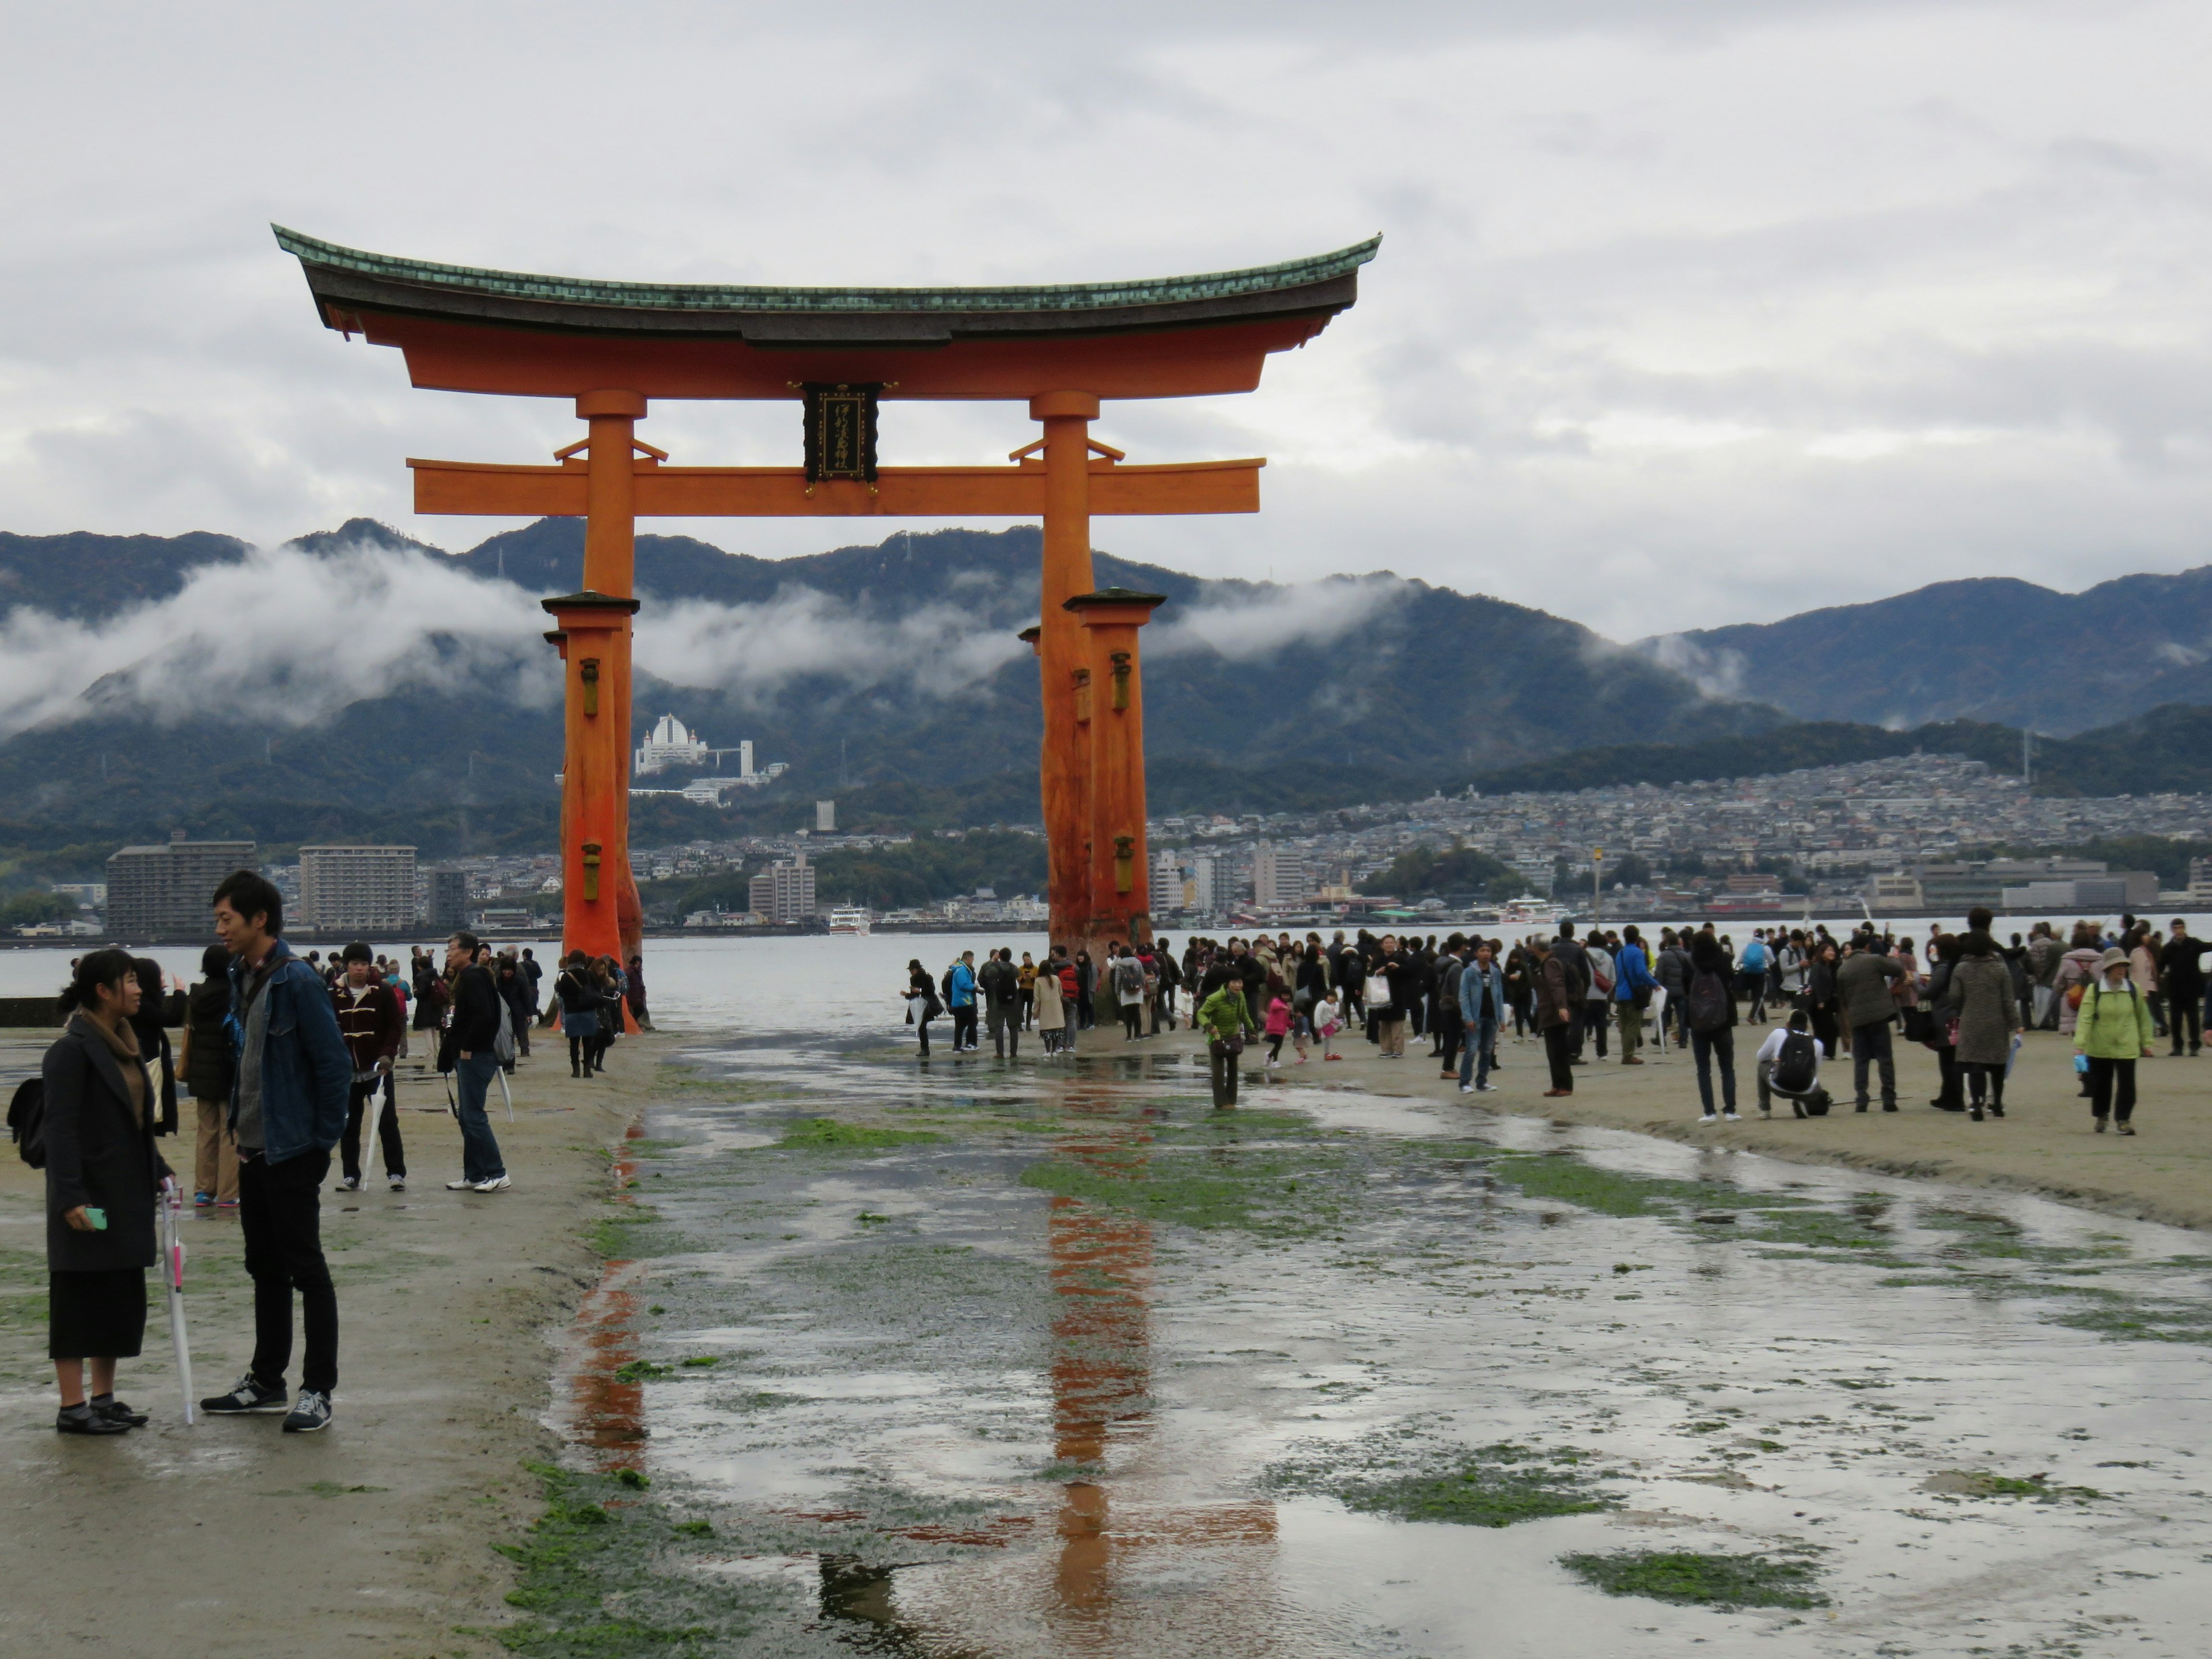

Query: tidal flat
<box><xmin>527</xmin><ymin>1038</ymin><xmax>2212</xmax><ymax>1658</ymax></box>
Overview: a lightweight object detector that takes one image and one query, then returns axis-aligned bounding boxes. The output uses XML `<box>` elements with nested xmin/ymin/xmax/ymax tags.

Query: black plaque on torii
<box><xmin>801</xmin><ymin>382</ymin><xmax>882</xmax><ymax>483</ymax></box>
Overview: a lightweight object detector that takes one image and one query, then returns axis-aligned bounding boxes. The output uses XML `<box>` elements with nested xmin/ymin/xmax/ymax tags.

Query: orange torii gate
<box><xmin>276</xmin><ymin>227</ymin><xmax>1374</xmax><ymax>963</ymax></box>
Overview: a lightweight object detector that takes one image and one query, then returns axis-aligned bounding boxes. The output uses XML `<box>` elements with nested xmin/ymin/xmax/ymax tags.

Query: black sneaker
<box><xmin>202</xmin><ymin>1372</ymin><xmax>288</xmax><ymax>1414</ymax></box>
<box><xmin>92</xmin><ymin>1394</ymin><xmax>148</xmax><ymax>1427</ymax></box>
<box><xmin>283</xmin><ymin>1389</ymin><xmax>332</xmax><ymax>1433</ymax></box>
<box><xmin>56</xmin><ymin>1403</ymin><xmax>130</xmax><ymax>1435</ymax></box>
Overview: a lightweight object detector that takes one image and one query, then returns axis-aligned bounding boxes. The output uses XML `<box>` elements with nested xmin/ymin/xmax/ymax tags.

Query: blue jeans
<box><xmin>454</xmin><ymin>1054</ymin><xmax>506</xmax><ymax>1182</ymax></box>
<box><xmin>1459</xmin><ymin>1017</ymin><xmax>1499</xmax><ymax>1088</ymax></box>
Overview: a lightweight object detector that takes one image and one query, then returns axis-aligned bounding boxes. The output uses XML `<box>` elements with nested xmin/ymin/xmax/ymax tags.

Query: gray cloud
<box><xmin>2</xmin><ymin>0</ymin><xmax>2206</xmax><ymax>649</ymax></box>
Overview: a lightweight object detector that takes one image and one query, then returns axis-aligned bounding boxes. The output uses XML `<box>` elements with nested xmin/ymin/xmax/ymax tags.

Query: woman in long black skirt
<box><xmin>44</xmin><ymin>948</ymin><xmax>173</xmax><ymax>1435</ymax></box>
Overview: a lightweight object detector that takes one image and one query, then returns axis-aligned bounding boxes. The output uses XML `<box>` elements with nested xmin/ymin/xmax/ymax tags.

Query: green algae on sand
<box><xmin>1561</xmin><ymin>1548</ymin><xmax>1828</xmax><ymax>1609</ymax></box>
<box><xmin>1270</xmin><ymin>1439</ymin><xmax>1620</xmax><ymax>1528</ymax></box>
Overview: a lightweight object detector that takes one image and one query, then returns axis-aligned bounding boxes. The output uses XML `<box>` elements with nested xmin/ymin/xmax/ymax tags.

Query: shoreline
<box><xmin>1032</xmin><ymin>1013</ymin><xmax>2212</xmax><ymax>1234</ymax></box>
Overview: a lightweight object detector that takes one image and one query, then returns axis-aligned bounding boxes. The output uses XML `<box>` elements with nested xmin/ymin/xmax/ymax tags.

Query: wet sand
<box><xmin>1096</xmin><ymin>1015</ymin><xmax>2212</xmax><ymax>1232</ymax></box>
<box><xmin>0</xmin><ymin>1029</ymin><xmax>661</xmax><ymax>1657</ymax></box>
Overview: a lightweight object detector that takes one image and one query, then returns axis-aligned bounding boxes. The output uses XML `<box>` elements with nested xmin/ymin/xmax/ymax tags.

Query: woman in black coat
<box><xmin>44</xmin><ymin>948</ymin><xmax>174</xmax><ymax>1435</ymax></box>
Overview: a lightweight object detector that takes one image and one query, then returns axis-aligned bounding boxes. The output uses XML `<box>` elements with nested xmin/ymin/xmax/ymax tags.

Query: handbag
<box><xmin>1365</xmin><ymin>974</ymin><xmax>1392</xmax><ymax>1010</ymax></box>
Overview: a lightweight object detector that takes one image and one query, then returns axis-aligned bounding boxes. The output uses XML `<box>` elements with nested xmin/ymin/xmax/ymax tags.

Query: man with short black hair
<box><xmin>199</xmin><ymin>869</ymin><xmax>351</xmax><ymax>1434</ymax></box>
<box><xmin>332</xmin><ymin>941</ymin><xmax>405</xmax><ymax>1193</ymax></box>
<box><xmin>979</xmin><ymin>947</ymin><xmax>1021</xmax><ymax>1059</ymax></box>
<box><xmin>438</xmin><ymin>931</ymin><xmax>510</xmax><ymax>1191</ymax></box>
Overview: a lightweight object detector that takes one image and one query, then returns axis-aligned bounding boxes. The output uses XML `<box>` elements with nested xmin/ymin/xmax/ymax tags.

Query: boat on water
<box><xmin>1495</xmin><ymin>899</ymin><xmax>1566</xmax><ymax>933</ymax></box>
<box><xmin>828</xmin><ymin>906</ymin><xmax>872</xmax><ymax>935</ymax></box>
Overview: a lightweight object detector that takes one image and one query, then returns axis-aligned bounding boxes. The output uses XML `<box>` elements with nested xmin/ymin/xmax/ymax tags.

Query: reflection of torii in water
<box><xmin>825</xmin><ymin>1083</ymin><xmax>1284</xmax><ymax>1654</ymax></box>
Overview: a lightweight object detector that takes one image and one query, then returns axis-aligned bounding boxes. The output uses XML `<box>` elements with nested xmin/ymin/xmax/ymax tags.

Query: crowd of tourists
<box><xmin>19</xmin><ymin>868</ymin><xmax>647</xmax><ymax>1438</ymax></box>
<box><xmin>900</xmin><ymin>913</ymin><xmax>2199</xmax><ymax>1125</ymax></box>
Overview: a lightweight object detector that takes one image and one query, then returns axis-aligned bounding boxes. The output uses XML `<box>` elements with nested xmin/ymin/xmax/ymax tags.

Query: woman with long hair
<box><xmin>42</xmin><ymin>948</ymin><xmax>174</xmax><ymax>1434</ymax></box>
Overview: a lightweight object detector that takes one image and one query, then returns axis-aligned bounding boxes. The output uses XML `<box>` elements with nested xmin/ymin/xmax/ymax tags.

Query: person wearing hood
<box><xmin>2076</xmin><ymin>946</ymin><xmax>2157</xmax><ymax>1135</ymax></box>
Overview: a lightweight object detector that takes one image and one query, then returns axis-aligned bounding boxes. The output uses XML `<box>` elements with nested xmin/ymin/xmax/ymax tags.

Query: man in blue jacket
<box><xmin>199</xmin><ymin>870</ymin><xmax>351</xmax><ymax>1433</ymax></box>
<box><xmin>1459</xmin><ymin>939</ymin><xmax>1509</xmax><ymax>1093</ymax></box>
<box><xmin>1612</xmin><ymin>925</ymin><xmax>1659</xmax><ymax>1066</ymax></box>
<box><xmin>946</xmin><ymin>952</ymin><xmax>979</xmax><ymax>1053</ymax></box>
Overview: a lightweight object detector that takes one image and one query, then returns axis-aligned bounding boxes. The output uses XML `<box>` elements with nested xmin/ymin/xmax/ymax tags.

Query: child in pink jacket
<box><xmin>1264</xmin><ymin>994</ymin><xmax>1292</xmax><ymax>1069</ymax></box>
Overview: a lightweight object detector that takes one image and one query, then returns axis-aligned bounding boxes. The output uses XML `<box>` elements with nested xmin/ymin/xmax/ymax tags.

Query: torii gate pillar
<box><xmin>1067</xmin><ymin>588</ymin><xmax>1165</xmax><ymax>950</ymax></box>
<box><xmin>540</xmin><ymin>590</ymin><xmax>641</xmax><ymax>968</ymax></box>
<box><xmin>1032</xmin><ymin>392</ymin><xmax>1099</xmax><ymax>948</ymax></box>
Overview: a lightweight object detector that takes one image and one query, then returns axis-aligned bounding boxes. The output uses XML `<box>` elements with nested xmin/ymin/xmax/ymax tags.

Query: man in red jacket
<box><xmin>331</xmin><ymin>941</ymin><xmax>405</xmax><ymax>1192</ymax></box>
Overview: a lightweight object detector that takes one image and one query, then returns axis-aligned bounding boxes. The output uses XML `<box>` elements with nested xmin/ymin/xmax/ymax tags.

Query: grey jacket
<box><xmin>1835</xmin><ymin>952</ymin><xmax>1905</xmax><ymax>1031</ymax></box>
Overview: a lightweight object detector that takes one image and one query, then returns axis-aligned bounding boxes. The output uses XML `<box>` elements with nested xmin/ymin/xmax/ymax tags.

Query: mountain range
<box><xmin>1639</xmin><ymin>568</ymin><xmax>2212</xmax><ymax>734</ymax></box>
<box><xmin>1</xmin><ymin>518</ymin><xmax>2209</xmax><ymax>871</ymax></box>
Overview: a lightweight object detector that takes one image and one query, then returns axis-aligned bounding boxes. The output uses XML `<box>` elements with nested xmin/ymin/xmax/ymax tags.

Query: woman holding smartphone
<box><xmin>43</xmin><ymin>948</ymin><xmax>173</xmax><ymax>1434</ymax></box>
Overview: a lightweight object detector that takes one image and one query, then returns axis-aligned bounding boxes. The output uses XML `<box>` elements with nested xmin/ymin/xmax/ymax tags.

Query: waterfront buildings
<box><xmin>300</xmin><ymin>844</ymin><xmax>419</xmax><ymax>935</ymax></box>
<box><xmin>105</xmin><ymin>832</ymin><xmax>256</xmax><ymax>940</ymax></box>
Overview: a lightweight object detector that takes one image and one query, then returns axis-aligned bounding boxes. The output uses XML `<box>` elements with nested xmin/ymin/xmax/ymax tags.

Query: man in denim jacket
<box><xmin>198</xmin><ymin>869</ymin><xmax>351</xmax><ymax>1433</ymax></box>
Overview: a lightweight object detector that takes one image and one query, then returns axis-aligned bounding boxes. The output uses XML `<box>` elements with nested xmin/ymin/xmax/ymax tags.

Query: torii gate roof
<box><xmin>274</xmin><ymin>226</ymin><xmax>1377</xmax><ymax>402</ymax></box>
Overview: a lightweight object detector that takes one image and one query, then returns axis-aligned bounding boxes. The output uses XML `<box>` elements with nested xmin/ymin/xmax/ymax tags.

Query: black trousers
<box><xmin>1209</xmin><ymin>1041</ymin><xmax>1241</xmax><ymax>1105</ymax></box>
<box><xmin>2170</xmin><ymin>999</ymin><xmax>2201</xmax><ymax>1055</ymax></box>
<box><xmin>339</xmin><ymin>1078</ymin><xmax>405</xmax><ymax>1180</ymax></box>
<box><xmin>2087</xmin><ymin>1056</ymin><xmax>2138</xmax><ymax>1122</ymax></box>
<box><xmin>238</xmin><ymin>1147</ymin><xmax>338</xmax><ymax>1393</ymax></box>
<box><xmin>1963</xmin><ymin>1061</ymin><xmax>2007</xmax><ymax>1109</ymax></box>
<box><xmin>1586</xmin><ymin>1004</ymin><xmax>1609</xmax><ymax>1058</ymax></box>
<box><xmin>951</xmin><ymin>1007</ymin><xmax>979</xmax><ymax>1050</ymax></box>
<box><xmin>569</xmin><ymin>1031</ymin><xmax>596</xmax><ymax>1073</ymax></box>
<box><xmin>1850</xmin><ymin>1021</ymin><xmax>1896</xmax><ymax>1107</ymax></box>
<box><xmin>1436</xmin><ymin>1007</ymin><xmax>1464</xmax><ymax>1073</ymax></box>
<box><xmin>1543</xmin><ymin>1022</ymin><xmax>1575</xmax><ymax>1091</ymax></box>
<box><xmin>987</xmin><ymin>1004</ymin><xmax>1020</xmax><ymax>1057</ymax></box>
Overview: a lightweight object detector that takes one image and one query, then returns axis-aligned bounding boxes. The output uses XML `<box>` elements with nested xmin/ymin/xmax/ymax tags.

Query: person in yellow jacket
<box><xmin>2075</xmin><ymin>947</ymin><xmax>2157</xmax><ymax>1136</ymax></box>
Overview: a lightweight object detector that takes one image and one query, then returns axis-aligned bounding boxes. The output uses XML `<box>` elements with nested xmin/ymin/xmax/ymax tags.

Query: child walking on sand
<box><xmin>1315</xmin><ymin>990</ymin><xmax>1344</xmax><ymax>1060</ymax></box>
<box><xmin>1264</xmin><ymin>993</ymin><xmax>1292</xmax><ymax>1069</ymax></box>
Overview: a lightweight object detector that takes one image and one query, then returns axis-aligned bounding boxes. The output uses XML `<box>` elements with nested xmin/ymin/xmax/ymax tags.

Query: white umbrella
<box><xmin>495</xmin><ymin>1066</ymin><xmax>515</xmax><ymax>1123</ymax></box>
<box><xmin>159</xmin><ymin>1184</ymin><xmax>195</xmax><ymax>1425</ymax></box>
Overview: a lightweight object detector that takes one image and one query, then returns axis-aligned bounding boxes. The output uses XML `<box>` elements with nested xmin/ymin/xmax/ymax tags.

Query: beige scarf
<box><xmin>72</xmin><ymin>1010</ymin><xmax>146</xmax><ymax>1126</ymax></box>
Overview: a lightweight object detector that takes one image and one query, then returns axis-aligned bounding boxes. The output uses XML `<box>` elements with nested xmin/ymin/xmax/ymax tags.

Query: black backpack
<box><xmin>1771</xmin><ymin>1029</ymin><xmax>1819</xmax><ymax>1094</ymax></box>
<box><xmin>1685</xmin><ymin>969</ymin><xmax>1731</xmax><ymax>1034</ymax></box>
<box><xmin>8</xmin><ymin>1077</ymin><xmax>45</xmax><ymax>1169</ymax></box>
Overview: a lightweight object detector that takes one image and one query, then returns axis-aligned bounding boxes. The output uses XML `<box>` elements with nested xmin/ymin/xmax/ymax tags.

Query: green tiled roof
<box><xmin>272</xmin><ymin>225</ymin><xmax>1379</xmax><ymax>316</ymax></box>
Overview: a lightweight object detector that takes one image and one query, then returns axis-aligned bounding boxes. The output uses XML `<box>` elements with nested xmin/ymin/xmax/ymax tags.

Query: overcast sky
<box><xmin>4</xmin><ymin>0</ymin><xmax>2209</xmax><ymax>641</ymax></box>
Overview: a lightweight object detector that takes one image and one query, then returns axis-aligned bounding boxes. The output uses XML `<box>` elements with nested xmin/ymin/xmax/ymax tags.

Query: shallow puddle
<box><xmin>529</xmin><ymin>1037</ymin><xmax>2212</xmax><ymax>1658</ymax></box>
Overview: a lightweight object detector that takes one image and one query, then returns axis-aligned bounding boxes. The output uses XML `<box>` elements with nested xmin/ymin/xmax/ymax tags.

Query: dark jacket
<box><xmin>1688</xmin><ymin>938</ymin><xmax>1741</xmax><ymax>1029</ymax></box>
<box><xmin>229</xmin><ymin>939</ymin><xmax>351</xmax><ymax>1162</ymax></box>
<box><xmin>43</xmin><ymin>1017</ymin><xmax>172</xmax><ymax>1273</ymax></box>
<box><xmin>331</xmin><ymin>980</ymin><xmax>405</xmax><ymax>1075</ymax></box>
<box><xmin>2161</xmin><ymin>936</ymin><xmax>2208</xmax><ymax>999</ymax></box>
<box><xmin>444</xmin><ymin>963</ymin><xmax>505</xmax><ymax>1062</ymax></box>
<box><xmin>181</xmin><ymin>977</ymin><xmax>236</xmax><ymax>1103</ymax></box>
<box><xmin>1533</xmin><ymin>955</ymin><xmax>1575</xmax><ymax>1029</ymax></box>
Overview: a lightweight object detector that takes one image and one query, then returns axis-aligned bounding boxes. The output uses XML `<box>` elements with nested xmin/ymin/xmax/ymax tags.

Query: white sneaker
<box><xmin>332</xmin><ymin>1175</ymin><xmax>360</xmax><ymax>1192</ymax></box>
<box><xmin>1459</xmin><ymin>1084</ymin><xmax>1473</xmax><ymax>1093</ymax></box>
<box><xmin>1722</xmin><ymin>1111</ymin><xmax>1741</xmax><ymax>1122</ymax></box>
<box><xmin>1699</xmin><ymin>1113</ymin><xmax>1719</xmax><ymax>1124</ymax></box>
<box><xmin>388</xmin><ymin>1176</ymin><xmax>406</xmax><ymax>1192</ymax></box>
<box><xmin>472</xmin><ymin>1175</ymin><xmax>513</xmax><ymax>1192</ymax></box>
<box><xmin>445</xmin><ymin>1179</ymin><xmax>474</xmax><ymax>1191</ymax></box>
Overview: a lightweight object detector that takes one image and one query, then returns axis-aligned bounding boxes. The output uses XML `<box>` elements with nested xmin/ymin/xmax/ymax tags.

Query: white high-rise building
<box><xmin>1150</xmin><ymin>850</ymin><xmax>1182</xmax><ymax>915</ymax></box>
<box><xmin>1253</xmin><ymin>842</ymin><xmax>1312</xmax><ymax>907</ymax></box>
<box><xmin>1191</xmin><ymin>855</ymin><xmax>1217</xmax><ymax>914</ymax></box>
<box><xmin>738</xmin><ymin>739</ymin><xmax>755</xmax><ymax>778</ymax></box>
<box><xmin>635</xmin><ymin>714</ymin><xmax>711</xmax><ymax>775</ymax></box>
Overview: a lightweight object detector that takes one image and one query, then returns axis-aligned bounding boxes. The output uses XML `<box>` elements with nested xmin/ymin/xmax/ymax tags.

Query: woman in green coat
<box><xmin>2075</xmin><ymin>947</ymin><xmax>2157</xmax><ymax>1135</ymax></box>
